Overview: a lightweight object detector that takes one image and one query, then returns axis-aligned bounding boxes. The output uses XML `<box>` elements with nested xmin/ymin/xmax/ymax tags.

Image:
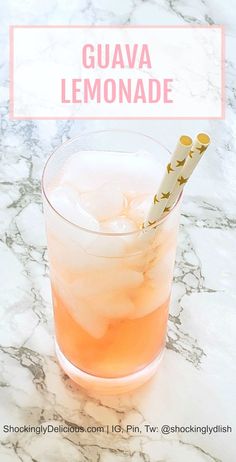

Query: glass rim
<box><xmin>42</xmin><ymin>129</ymin><xmax>181</xmax><ymax>237</ymax></box>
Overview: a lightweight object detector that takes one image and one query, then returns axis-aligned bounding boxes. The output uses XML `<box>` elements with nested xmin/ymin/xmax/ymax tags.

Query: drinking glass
<box><xmin>42</xmin><ymin>130</ymin><xmax>181</xmax><ymax>393</ymax></box>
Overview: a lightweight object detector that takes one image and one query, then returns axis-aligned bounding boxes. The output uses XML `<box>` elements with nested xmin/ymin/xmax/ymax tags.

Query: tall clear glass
<box><xmin>42</xmin><ymin>131</ymin><xmax>181</xmax><ymax>393</ymax></box>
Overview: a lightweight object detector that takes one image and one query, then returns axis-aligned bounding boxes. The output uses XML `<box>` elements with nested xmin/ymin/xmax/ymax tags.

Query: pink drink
<box><xmin>42</xmin><ymin>131</ymin><xmax>180</xmax><ymax>393</ymax></box>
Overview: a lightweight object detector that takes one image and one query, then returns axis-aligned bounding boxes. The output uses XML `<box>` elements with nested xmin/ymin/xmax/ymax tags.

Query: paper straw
<box><xmin>163</xmin><ymin>133</ymin><xmax>211</xmax><ymax>213</ymax></box>
<box><xmin>143</xmin><ymin>135</ymin><xmax>193</xmax><ymax>228</ymax></box>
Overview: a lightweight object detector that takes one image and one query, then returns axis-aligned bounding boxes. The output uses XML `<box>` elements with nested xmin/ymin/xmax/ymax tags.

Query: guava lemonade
<box><xmin>44</xmin><ymin>144</ymin><xmax>180</xmax><ymax>387</ymax></box>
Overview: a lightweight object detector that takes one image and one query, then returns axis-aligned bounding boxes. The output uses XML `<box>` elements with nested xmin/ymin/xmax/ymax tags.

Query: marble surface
<box><xmin>1</xmin><ymin>1</ymin><xmax>236</xmax><ymax>461</ymax></box>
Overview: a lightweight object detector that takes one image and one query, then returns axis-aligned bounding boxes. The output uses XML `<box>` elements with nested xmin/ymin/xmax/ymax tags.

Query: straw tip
<box><xmin>180</xmin><ymin>135</ymin><xmax>193</xmax><ymax>147</ymax></box>
<box><xmin>197</xmin><ymin>133</ymin><xmax>211</xmax><ymax>145</ymax></box>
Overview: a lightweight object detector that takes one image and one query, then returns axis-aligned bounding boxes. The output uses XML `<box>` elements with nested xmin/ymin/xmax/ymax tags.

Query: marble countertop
<box><xmin>1</xmin><ymin>1</ymin><xmax>236</xmax><ymax>461</ymax></box>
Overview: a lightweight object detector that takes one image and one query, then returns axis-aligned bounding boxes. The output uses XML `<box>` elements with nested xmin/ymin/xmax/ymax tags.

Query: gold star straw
<box><xmin>164</xmin><ymin>133</ymin><xmax>211</xmax><ymax>212</ymax></box>
<box><xmin>143</xmin><ymin>135</ymin><xmax>193</xmax><ymax>228</ymax></box>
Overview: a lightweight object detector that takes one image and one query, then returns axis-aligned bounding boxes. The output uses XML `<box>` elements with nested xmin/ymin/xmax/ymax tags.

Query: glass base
<box><xmin>55</xmin><ymin>341</ymin><xmax>165</xmax><ymax>394</ymax></box>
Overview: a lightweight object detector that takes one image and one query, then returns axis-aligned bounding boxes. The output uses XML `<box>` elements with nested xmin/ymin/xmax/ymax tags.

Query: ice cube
<box><xmin>59</xmin><ymin>153</ymin><xmax>102</xmax><ymax>192</ymax></box>
<box><xmin>73</xmin><ymin>205</ymin><xmax>100</xmax><ymax>232</ymax></box>
<box><xmin>53</xmin><ymin>275</ymin><xmax>108</xmax><ymax>338</ymax></box>
<box><xmin>112</xmin><ymin>151</ymin><xmax>164</xmax><ymax>199</ymax></box>
<box><xmin>129</xmin><ymin>194</ymin><xmax>152</xmax><ymax>224</ymax></box>
<box><xmin>86</xmin><ymin>234</ymin><xmax>126</xmax><ymax>257</ymax></box>
<box><xmin>49</xmin><ymin>185</ymin><xmax>99</xmax><ymax>230</ymax></box>
<box><xmin>79</xmin><ymin>184</ymin><xmax>125</xmax><ymax>221</ymax></box>
<box><xmin>128</xmin><ymin>250</ymin><xmax>175</xmax><ymax>319</ymax></box>
<box><xmin>47</xmin><ymin>184</ymin><xmax>100</xmax><ymax>251</ymax></box>
<box><xmin>125</xmin><ymin>252</ymin><xmax>147</xmax><ymax>272</ymax></box>
<box><xmin>147</xmin><ymin>249</ymin><xmax>176</xmax><ymax>280</ymax></box>
<box><xmin>48</xmin><ymin>185</ymin><xmax>79</xmax><ymax>224</ymax></box>
<box><xmin>149</xmin><ymin>239</ymin><xmax>177</xmax><ymax>271</ymax></box>
<box><xmin>122</xmin><ymin>229</ymin><xmax>153</xmax><ymax>255</ymax></box>
<box><xmin>69</xmin><ymin>269</ymin><xmax>143</xmax><ymax>299</ymax></box>
<box><xmin>60</xmin><ymin>151</ymin><xmax>125</xmax><ymax>192</ymax></box>
<box><xmin>110</xmin><ymin>269</ymin><xmax>143</xmax><ymax>290</ymax></box>
<box><xmin>101</xmin><ymin>216</ymin><xmax>138</xmax><ymax>234</ymax></box>
<box><xmin>67</xmin><ymin>297</ymin><xmax>109</xmax><ymax>339</ymax></box>
<box><xmin>60</xmin><ymin>150</ymin><xmax>164</xmax><ymax>200</ymax></box>
<box><xmin>90</xmin><ymin>291</ymin><xmax>135</xmax><ymax>319</ymax></box>
<box><xmin>129</xmin><ymin>279</ymin><xmax>170</xmax><ymax>319</ymax></box>
<box><xmin>47</xmin><ymin>227</ymin><xmax>126</xmax><ymax>275</ymax></box>
<box><xmin>101</xmin><ymin>216</ymin><xmax>139</xmax><ymax>249</ymax></box>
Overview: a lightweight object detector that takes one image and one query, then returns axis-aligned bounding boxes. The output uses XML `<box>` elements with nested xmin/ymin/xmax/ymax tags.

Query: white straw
<box><xmin>163</xmin><ymin>133</ymin><xmax>211</xmax><ymax>213</ymax></box>
<box><xmin>143</xmin><ymin>135</ymin><xmax>193</xmax><ymax>228</ymax></box>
